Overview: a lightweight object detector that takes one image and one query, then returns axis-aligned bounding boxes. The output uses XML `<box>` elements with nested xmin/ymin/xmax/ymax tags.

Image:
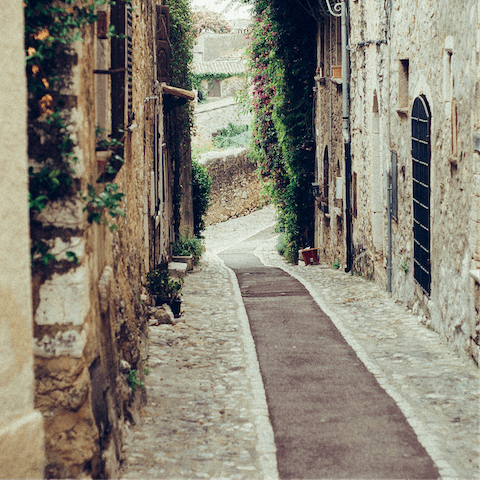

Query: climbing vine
<box><xmin>25</xmin><ymin>0</ymin><xmax>127</xmax><ymax>266</ymax></box>
<box><xmin>244</xmin><ymin>0</ymin><xmax>317</xmax><ymax>262</ymax></box>
<box><xmin>164</xmin><ymin>0</ymin><xmax>196</xmax><ymax>238</ymax></box>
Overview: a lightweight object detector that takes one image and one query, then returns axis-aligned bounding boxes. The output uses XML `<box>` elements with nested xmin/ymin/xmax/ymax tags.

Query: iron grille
<box><xmin>126</xmin><ymin>8</ymin><xmax>133</xmax><ymax>124</ymax></box>
<box><xmin>411</xmin><ymin>96</ymin><xmax>431</xmax><ymax>295</ymax></box>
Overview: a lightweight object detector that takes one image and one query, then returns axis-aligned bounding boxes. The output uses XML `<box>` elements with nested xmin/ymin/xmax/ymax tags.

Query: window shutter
<box><xmin>156</xmin><ymin>5</ymin><xmax>171</xmax><ymax>83</ymax></box>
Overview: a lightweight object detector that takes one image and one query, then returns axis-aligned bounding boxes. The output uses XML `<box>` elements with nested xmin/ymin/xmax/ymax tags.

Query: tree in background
<box><xmin>192</xmin><ymin>10</ymin><xmax>232</xmax><ymax>36</ymax></box>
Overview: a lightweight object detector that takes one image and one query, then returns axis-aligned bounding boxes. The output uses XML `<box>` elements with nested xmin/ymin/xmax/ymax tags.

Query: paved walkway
<box><xmin>120</xmin><ymin>206</ymin><xmax>479</xmax><ymax>480</ymax></box>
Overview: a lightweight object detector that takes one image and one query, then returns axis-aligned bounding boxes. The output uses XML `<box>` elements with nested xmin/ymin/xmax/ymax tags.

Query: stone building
<box><xmin>312</xmin><ymin>0</ymin><xmax>480</xmax><ymax>361</ymax></box>
<box><xmin>0</xmin><ymin>2</ymin><xmax>45</xmax><ymax>478</ymax></box>
<box><xmin>2</xmin><ymin>0</ymin><xmax>194</xmax><ymax>478</ymax></box>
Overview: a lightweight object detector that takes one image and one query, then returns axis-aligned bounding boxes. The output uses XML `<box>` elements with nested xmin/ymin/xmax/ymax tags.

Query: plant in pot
<box><xmin>147</xmin><ymin>269</ymin><xmax>183</xmax><ymax>317</ymax></box>
<box><xmin>172</xmin><ymin>233</ymin><xmax>204</xmax><ymax>267</ymax></box>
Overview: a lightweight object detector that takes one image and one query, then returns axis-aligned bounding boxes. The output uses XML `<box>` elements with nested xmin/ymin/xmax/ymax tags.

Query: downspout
<box><xmin>386</xmin><ymin>0</ymin><xmax>393</xmax><ymax>293</ymax></box>
<box><xmin>341</xmin><ymin>0</ymin><xmax>353</xmax><ymax>272</ymax></box>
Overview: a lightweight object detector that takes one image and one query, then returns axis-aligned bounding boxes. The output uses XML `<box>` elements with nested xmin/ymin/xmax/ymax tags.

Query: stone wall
<box><xmin>193</xmin><ymin>97</ymin><xmax>252</xmax><ymax>148</ymax></box>
<box><xmin>0</xmin><ymin>2</ymin><xmax>45</xmax><ymax>478</ymax></box>
<box><xmin>27</xmin><ymin>1</ymin><xmax>166</xmax><ymax>477</ymax></box>
<box><xmin>315</xmin><ymin>0</ymin><xmax>479</xmax><ymax>361</ymax></box>
<box><xmin>198</xmin><ymin>148</ymin><xmax>263</xmax><ymax>225</ymax></box>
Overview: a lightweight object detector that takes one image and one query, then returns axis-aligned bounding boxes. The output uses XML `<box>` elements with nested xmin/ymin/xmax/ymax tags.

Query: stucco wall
<box><xmin>198</xmin><ymin>147</ymin><xmax>263</xmax><ymax>225</ymax></box>
<box><xmin>0</xmin><ymin>2</ymin><xmax>45</xmax><ymax>478</ymax></box>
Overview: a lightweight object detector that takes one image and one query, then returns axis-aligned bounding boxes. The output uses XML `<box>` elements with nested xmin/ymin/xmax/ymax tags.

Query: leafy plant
<box><xmin>172</xmin><ymin>234</ymin><xmax>203</xmax><ymax>265</ymax></box>
<box><xmin>31</xmin><ymin>241</ymin><xmax>79</xmax><ymax>266</ymax></box>
<box><xmin>95</xmin><ymin>127</ymin><xmax>125</xmax><ymax>182</ymax></box>
<box><xmin>399</xmin><ymin>259</ymin><xmax>409</xmax><ymax>273</ymax></box>
<box><xmin>191</xmin><ymin>160</ymin><xmax>212</xmax><ymax>236</ymax></box>
<box><xmin>333</xmin><ymin>259</ymin><xmax>340</xmax><ymax>269</ymax></box>
<box><xmin>245</xmin><ymin>0</ymin><xmax>317</xmax><ymax>263</ymax></box>
<box><xmin>147</xmin><ymin>269</ymin><xmax>183</xmax><ymax>301</ymax></box>
<box><xmin>127</xmin><ymin>369</ymin><xmax>144</xmax><ymax>392</ymax></box>
<box><xmin>213</xmin><ymin>123</ymin><xmax>250</xmax><ymax>149</ymax></box>
<box><xmin>81</xmin><ymin>183</ymin><xmax>125</xmax><ymax>232</ymax></box>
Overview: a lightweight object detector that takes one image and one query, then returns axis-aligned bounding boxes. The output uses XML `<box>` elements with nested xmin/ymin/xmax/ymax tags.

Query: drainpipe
<box><xmin>341</xmin><ymin>0</ymin><xmax>353</xmax><ymax>272</ymax></box>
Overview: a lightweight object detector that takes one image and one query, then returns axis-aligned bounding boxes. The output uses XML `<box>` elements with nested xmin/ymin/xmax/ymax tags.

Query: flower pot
<box><xmin>300</xmin><ymin>248</ymin><xmax>319</xmax><ymax>266</ymax></box>
<box><xmin>172</xmin><ymin>255</ymin><xmax>194</xmax><ymax>271</ymax></box>
<box><xmin>154</xmin><ymin>295</ymin><xmax>169</xmax><ymax>306</ymax></box>
<box><xmin>170</xmin><ymin>298</ymin><xmax>182</xmax><ymax>318</ymax></box>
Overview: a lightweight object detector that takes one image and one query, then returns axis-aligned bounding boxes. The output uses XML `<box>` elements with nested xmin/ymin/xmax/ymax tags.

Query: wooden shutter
<box><xmin>156</xmin><ymin>6</ymin><xmax>171</xmax><ymax>83</ymax></box>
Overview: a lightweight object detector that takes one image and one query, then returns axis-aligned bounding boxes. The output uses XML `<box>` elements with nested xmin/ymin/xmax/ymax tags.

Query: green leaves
<box><xmin>82</xmin><ymin>183</ymin><xmax>125</xmax><ymax>232</ymax></box>
<box><xmin>247</xmin><ymin>0</ymin><xmax>317</xmax><ymax>262</ymax></box>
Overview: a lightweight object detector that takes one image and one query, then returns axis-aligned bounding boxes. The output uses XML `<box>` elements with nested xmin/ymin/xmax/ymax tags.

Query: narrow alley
<box><xmin>120</xmin><ymin>207</ymin><xmax>479</xmax><ymax>480</ymax></box>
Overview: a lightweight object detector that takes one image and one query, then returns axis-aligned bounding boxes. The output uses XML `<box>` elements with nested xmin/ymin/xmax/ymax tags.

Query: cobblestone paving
<box><xmin>120</xmin><ymin>206</ymin><xmax>479</xmax><ymax>480</ymax></box>
<box><xmin>120</xmin><ymin>229</ymin><xmax>277</xmax><ymax>479</ymax></box>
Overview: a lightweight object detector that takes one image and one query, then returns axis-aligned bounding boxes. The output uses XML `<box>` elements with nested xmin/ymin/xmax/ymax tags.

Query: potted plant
<box><xmin>172</xmin><ymin>233</ymin><xmax>203</xmax><ymax>269</ymax></box>
<box><xmin>147</xmin><ymin>269</ymin><xmax>183</xmax><ymax>316</ymax></box>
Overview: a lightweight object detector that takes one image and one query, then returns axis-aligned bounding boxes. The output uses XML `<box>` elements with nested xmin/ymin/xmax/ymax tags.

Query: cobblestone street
<box><xmin>120</xmin><ymin>207</ymin><xmax>479</xmax><ymax>480</ymax></box>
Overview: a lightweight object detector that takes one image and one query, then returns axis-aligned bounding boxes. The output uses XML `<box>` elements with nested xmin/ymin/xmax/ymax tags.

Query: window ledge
<box><xmin>331</xmin><ymin>78</ymin><xmax>342</xmax><ymax>85</ymax></box>
<box><xmin>470</xmin><ymin>269</ymin><xmax>480</xmax><ymax>284</ymax></box>
<box><xmin>314</xmin><ymin>76</ymin><xmax>326</xmax><ymax>83</ymax></box>
<box><xmin>396</xmin><ymin>107</ymin><xmax>409</xmax><ymax>115</ymax></box>
<box><xmin>448</xmin><ymin>155</ymin><xmax>459</xmax><ymax>165</ymax></box>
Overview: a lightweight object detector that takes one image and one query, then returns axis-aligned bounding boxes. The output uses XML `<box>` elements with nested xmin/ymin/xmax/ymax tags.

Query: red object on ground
<box><xmin>301</xmin><ymin>248</ymin><xmax>319</xmax><ymax>265</ymax></box>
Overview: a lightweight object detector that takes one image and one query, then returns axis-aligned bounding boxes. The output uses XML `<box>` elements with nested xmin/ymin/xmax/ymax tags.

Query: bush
<box><xmin>213</xmin><ymin>123</ymin><xmax>250</xmax><ymax>149</ymax></box>
<box><xmin>146</xmin><ymin>269</ymin><xmax>183</xmax><ymax>301</ymax></box>
<box><xmin>173</xmin><ymin>234</ymin><xmax>203</xmax><ymax>265</ymax></box>
<box><xmin>192</xmin><ymin>160</ymin><xmax>212</xmax><ymax>236</ymax></box>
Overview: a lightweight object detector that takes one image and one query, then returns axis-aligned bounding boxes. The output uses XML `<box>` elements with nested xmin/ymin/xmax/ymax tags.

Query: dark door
<box><xmin>411</xmin><ymin>95</ymin><xmax>431</xmax><ymax>295</ymax></box>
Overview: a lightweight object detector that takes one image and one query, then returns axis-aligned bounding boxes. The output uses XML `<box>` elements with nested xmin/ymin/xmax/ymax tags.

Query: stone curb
<box><xmin>253</xmin><ymin>238</ymin><xmax>463</xmax><ymax>480</ymax></box>
<box><xmin>205</xmin><ymin>250</ymin><xmax>279</xmax><ymax>480</ymax></box>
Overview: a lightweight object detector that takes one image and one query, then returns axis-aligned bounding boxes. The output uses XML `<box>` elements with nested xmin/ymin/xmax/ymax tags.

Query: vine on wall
<box><xmin>25</xmin><ymin>0</ymin><xmax>125</xmax><ymax>265</ymax></box>
<box><xmin>164</xmin><ymin>0</ymin><xmax>196</xmax><ymax>238</ymax></box>
<box><xmin>243</xmin><ymin>0</ymin><xmax>317</xmax><ymax>262</ymax></box>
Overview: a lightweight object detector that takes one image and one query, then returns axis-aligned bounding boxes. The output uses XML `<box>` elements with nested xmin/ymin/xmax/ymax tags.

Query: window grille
<box><xmin>411</xmin><ymin>96</ymin><xmax>431</xmax><ymax>295</ymax></box>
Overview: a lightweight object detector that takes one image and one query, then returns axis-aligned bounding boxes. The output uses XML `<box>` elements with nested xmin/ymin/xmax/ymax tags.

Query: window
<box><xmin>412</xmin><ymin>95</ymin><xmax>431</xmax><ymax>295</ymax></box>
<box><xmin>398</xmin><ymin>59</ymin><xmax>409</xmax><ymax>110</ymax></box>
<box><xmin>111</xmin><ymin>1</ymin><xmax>133</xmax><ymax>137</ymax></box>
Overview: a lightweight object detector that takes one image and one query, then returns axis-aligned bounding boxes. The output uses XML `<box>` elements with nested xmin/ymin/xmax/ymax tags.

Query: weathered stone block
<box><xmin>34</xmin><ymin>327</ymin><xmax>87</xmax><ymax>358</ymax></box>
<box><xmin>35</xmin><ymin>267</ymin><xmax>90</xmax><ymax>326</ymax></box>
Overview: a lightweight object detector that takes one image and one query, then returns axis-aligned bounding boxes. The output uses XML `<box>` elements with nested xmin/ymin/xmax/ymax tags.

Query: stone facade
<box><xmin>0</xmin><ymin>2</ymin><xmax>45</xmax><ymax>478</ymax></box>
<box><xmin>198</xmin><ymin>148</ymin><xmax>264</xmax><ymax>225</ymax></box>
<box><xmin>23</xmin><ymin>1</ymin><xmax>193</xmax><ymax>478</ymax></box>
<box><xmin>314</xmin><ymin>1</ymin><xmax>480</xmax><ymax>362</ymax></box>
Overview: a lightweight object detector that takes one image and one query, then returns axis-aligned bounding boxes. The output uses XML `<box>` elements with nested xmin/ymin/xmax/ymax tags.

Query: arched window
<box><xmin>412</xmin><ymin>95</ymin><xmax>431</xmax><ymax>295</ymax></box>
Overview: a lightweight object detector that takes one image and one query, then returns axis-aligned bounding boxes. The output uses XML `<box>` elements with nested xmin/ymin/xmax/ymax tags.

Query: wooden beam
<box><xmin>162</xmin><ymin>84</ymin><xmax>196</xmax><ymax>102</ymax></box>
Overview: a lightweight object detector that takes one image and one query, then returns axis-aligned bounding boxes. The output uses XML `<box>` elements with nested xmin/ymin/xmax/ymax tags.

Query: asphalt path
<box><xmin>219</xmin><ymin>226</ymin><xmax>439</xmax><ymax>480</ymax></box>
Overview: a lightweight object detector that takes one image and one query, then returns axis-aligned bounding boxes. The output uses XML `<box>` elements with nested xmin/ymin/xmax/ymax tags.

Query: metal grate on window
<box><xmin>126</xmin><ymin>7</ymin><xmax>133</xmax><ymax>124</ymax></box>
<box><xmin>411</xmin><ymin>96</ymin><xmax>431</xmax><ymax>295</ymax></box>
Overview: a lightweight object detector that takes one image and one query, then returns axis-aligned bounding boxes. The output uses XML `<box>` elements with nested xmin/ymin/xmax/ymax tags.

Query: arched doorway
<box><xmin>411</xmin><ymin>95</ymin><xmax>431</xmax><ymax>295</ymax></box>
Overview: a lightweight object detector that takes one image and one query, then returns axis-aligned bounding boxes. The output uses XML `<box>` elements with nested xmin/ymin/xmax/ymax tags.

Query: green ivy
<box><xmin>191</xmin><ymin>160</ymin><xmax>212</xmax><ymax>236</ymax></box>
<box><xmin>244</xmin><ymin>0</ymin><xmax>317</xmax><ymax>262</ymax></box>
<box><xmin>25</xmin><ymin>0</ymin><xmax>127</xmax><ymax>267</ymax></box>
<box><xmin>81</xmin><ymin>183</ymin><xmax>125</xmax><ymax>232</ymax></box>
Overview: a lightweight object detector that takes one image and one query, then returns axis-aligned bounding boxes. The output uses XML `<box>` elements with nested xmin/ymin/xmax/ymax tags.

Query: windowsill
<box><xmin>396</xmin><ymin>107</ymin><xmax>409</xmax><ymax>115</ymax></box>
<box><xmin>314</xmin><ymin>76</ymin><xmax>326</xmax><ymax>83</ymax></box>
<box><xmin>331</xmin><ymin>78</ymin><xmax>342</xmax><ymax>85</ymax></box>
<box><xmin>470</xmin><ymin>269</ymin><xmax>480</xmax><ymax>284</ymax></box>
<box><xmin>448</xmin><ymin>155</ymin><xmax>459</xmax><ymax>165</ymax></box>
